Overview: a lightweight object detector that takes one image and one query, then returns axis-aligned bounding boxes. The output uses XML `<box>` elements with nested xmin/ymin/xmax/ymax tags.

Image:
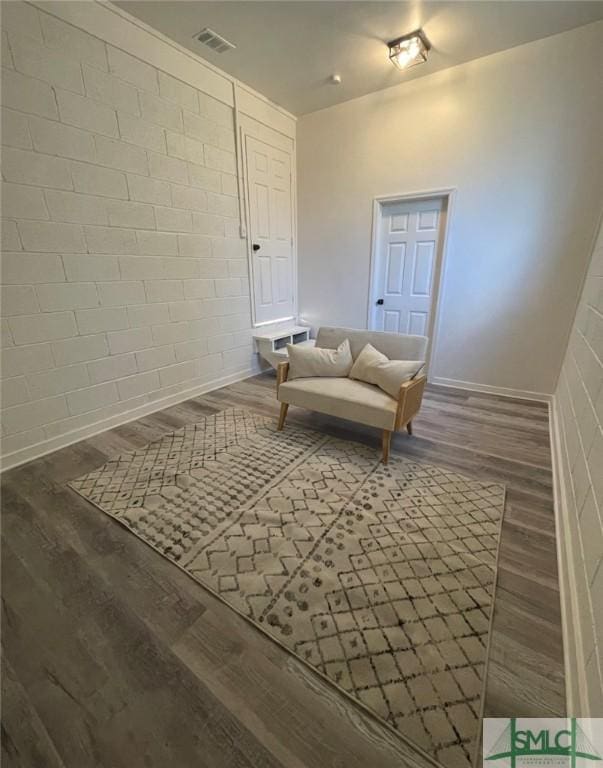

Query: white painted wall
<box><xmin>297</xmin><ymin>22</ymin><xmax>603</xmax><ymax>397</ymax></box>
<box><xmin>552</xmin><ymin>215</ymin><xmax>603</xmax><ymax>716</ymax></box>
<box><xmin>0</xmin><ymin>0</ymin><xmax>295</xmax><ymax>469</ymax></box>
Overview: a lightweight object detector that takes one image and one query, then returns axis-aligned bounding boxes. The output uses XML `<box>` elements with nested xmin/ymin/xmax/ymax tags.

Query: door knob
<box><xmin>252</xmin><ymin>243</ymin><xmax>261</xmax><ymax>252</ymax></box>
<box><xmin>376</xmin><ymin>298</ymin><xmax>384</xmax><ymax>305</ymax></box>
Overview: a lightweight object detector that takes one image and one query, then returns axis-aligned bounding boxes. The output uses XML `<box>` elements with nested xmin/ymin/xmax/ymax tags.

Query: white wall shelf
<box><xmin>254</xmin><ymin>326</ymin><xmax>313</xmax><ymax>369</ymax></box>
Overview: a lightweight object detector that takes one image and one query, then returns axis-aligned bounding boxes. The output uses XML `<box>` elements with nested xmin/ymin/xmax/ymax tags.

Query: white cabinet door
<box><xmin>372</xmin><ymin>197</ymin><xmax>443</xmax><ymax>336</ymax></box>
<box><xmin>245</xmin><ymin>135</ymin><xmax>294</xmax><ymax>325</ymax></box>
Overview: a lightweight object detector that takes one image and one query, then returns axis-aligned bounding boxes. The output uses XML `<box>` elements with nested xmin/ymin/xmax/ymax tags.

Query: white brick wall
<box><xmin>0</xmin><ymin>1</ymin><xmax>266</xmax><ymax>463</ymax></box>
<box><xmin>554</xmin><ymin>217</ymin><xmax>603</xmax><ymax>714</ymax></box>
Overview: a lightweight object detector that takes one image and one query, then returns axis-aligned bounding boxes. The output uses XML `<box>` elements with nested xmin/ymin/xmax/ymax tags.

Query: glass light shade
<box><xmin>388</xmin><ymin>30</ymin><xmax>430</xmax><ymax>70</ymax></box>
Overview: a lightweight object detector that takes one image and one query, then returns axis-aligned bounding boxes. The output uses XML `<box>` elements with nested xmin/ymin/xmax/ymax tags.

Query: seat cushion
<box><xmin>278</xmin><ymin>377</ymin><xmax>397</xmax><ymax>430</ymax></box>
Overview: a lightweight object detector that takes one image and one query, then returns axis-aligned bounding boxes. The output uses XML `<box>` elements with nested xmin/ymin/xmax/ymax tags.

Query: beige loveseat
<box><xmin>276</xmin><ymin>326</ymin><xmax>428</xmax><ymax>463</ymax></box>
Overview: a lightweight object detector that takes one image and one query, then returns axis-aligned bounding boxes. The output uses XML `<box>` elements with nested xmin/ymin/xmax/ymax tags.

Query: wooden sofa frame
<box><xmin>275</xmin><ymin>361</ymin><xmax>427</xmax><ymax>464</ymax></box>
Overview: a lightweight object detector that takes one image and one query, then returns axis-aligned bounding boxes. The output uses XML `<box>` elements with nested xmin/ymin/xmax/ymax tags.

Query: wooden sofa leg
<box><xmin>277</xmin><ymin>403</ymin><xmax>289</xmax><ymax>431</ymax></box>
<box><xmin>406</xmin><ymin>421</ymin><xmax>413</xmax><ymax>436</ymax></box>
<box><xmin>382</xmin><ymin>430</ymin><xmax>392</xmax><ymax>464</ymax></box>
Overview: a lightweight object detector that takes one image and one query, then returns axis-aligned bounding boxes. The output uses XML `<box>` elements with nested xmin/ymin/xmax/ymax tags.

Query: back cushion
<box><xmin>315</xmin><ymin>326</ymin><xmax>428</xmax><ymax>361</ymax></box>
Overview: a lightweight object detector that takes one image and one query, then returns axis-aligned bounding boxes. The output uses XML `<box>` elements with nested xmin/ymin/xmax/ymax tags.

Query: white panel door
<box><xmin>371</xmin><ymin>197</ymin><xmax>443</xmax><ymax>337</ymax></box>
<box><xmin>245</xmin><ymin>135</ymin><xmax>294</xmax><ymax>325</ymax></box>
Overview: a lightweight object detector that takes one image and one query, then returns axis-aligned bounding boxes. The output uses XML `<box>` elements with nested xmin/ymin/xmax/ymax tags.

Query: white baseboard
<box><xmin>1</xmin><ymin>365</ymin><xmax>260</xmax><ymax>473</ymax></box>
<box><xmin>429</xmin><ymin>375</ymin><xmax>552</xmax><ymax>403</ymax></box>
<box><xmin>549</xmin><ymin>394</ymin><xmax>585</xmax><ymax>716</ymax></box>
<box><xmin>549</xmin><ymin>397</ymin><xmax>573</xmax><ymax>714</ymax></box>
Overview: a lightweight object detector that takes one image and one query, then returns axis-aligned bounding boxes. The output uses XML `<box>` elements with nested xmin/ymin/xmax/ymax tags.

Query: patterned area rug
<box><xmin>69</xmin><ymin>408</ymin><xmax>505</xmax><ymax>768</ymax></box>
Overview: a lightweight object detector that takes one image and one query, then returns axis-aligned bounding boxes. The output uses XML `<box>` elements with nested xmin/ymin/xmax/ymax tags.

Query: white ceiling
<box><xmin>115</xmin><ymin>1</ymin><xmax>603</xmax><ymax>116</ymax></box>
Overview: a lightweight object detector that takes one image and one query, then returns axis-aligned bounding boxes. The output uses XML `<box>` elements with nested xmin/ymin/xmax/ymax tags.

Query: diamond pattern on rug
<box><xmin>69</xmin><ymin>408</ymin><xmax>505</xmax><ymax>768</ymax></box>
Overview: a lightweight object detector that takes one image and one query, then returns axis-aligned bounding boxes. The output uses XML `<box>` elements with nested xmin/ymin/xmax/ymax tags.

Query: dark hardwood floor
<box><xmin>1</xmin><ymin>374</ymin><xmax>565</xmax><ymax>768</ymax></box>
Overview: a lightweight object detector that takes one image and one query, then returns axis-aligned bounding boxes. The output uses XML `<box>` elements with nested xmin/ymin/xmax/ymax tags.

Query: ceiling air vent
<box><xmin>194</xmin><ymin>27</ymin><xmax>236</xmax><ymax>54</ymax></box>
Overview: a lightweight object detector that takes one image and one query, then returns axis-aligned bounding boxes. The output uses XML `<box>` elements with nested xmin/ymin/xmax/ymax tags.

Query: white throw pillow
<box><xmin>349</xmin><ymin>343</ymin><xmax>424</xmax><ymax>398</ymax></box>
<box><xmin>287</xmin><ymin>339</ymin><xmax>353</xmax><ymax>379</ymax></box>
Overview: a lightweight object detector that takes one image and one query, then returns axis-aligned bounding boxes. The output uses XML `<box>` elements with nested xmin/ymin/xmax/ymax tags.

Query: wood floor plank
<box><xmin>1</xmin><ymin>375</ymin><xmax>565</xmax><ymax>766</ymax></box>
<box><xmin>172</xmin><ymin>609</ymin><xmax>437</xmax><ymax>768</ymax></box>
<box><xmin>1</xmin><ymin>657</ymin><xmax>67</xmax><ymax>768</ymax></box>
<box><xmin>1</xmin><ymin>488</ymin><xmax>285</xmax><ymax>768</ymax></box>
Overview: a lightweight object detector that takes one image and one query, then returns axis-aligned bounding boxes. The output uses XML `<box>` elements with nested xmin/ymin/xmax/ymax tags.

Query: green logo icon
<box><xmin>485</xmin><ymin>718</ymin><xmax>602</xmax><ymax>767</ymax></box>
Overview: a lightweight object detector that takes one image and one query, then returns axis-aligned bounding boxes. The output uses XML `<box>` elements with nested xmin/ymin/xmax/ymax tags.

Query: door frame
<box><xmin>241</xmin><ymin>128</ymin><xmax>297</xmax><ymax>328</ymax></box>
<box><xmin>367</xmin><ymin>187</ymin><xmax>456</xmax><ymax>378</ymax></box>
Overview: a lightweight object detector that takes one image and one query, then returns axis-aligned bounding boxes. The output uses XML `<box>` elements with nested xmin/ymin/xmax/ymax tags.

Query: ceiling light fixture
<box><xmin>387</xmin><ymin>29</ymin><xmax>431</xmax><ymax>70</ymax></box>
